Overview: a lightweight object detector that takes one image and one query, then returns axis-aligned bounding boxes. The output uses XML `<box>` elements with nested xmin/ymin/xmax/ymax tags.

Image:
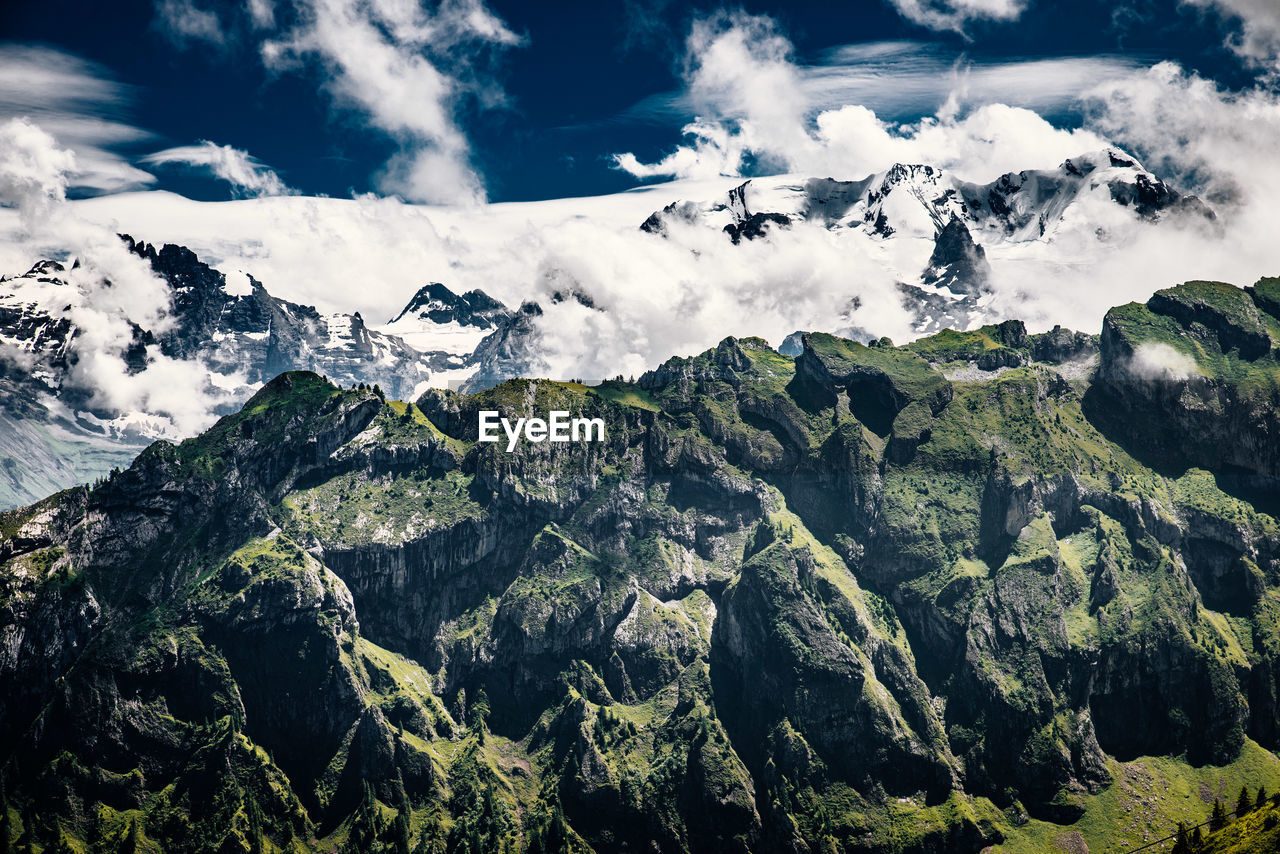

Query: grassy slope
<box><xmin>989</xmin><ymin>742</ymin><xmax>1280</xmax><ymax>854</ymax></box>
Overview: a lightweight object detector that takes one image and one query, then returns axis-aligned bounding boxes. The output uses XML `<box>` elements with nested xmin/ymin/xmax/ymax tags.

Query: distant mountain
<box><xmin>379</xmin><ymin>281</ymin><xmax>512</xmax><ymax>372</ymax></box>
<box><xmin>0</xmin><ymin>150</ymin><xmax>1221</xmax><ymax>509</ymax></box>
<box><xmin>0</xmin><ymin>239</ymin><xmax>513</xmax><ymax>508</ymax></box>
<box><xmin>640</xmin><ymin>148</ymin><xmax>1215</xmax><ymax>334</ymax></box>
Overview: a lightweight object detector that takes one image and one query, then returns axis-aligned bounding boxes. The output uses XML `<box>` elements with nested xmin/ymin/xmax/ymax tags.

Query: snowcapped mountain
<box><xmin>376</xmin><ymin>281</ymin><xmax>512</xmax><ymax>388</ymax></box>
<box><xmin>655</xmin><ymin>148</ymin><xmax>1209</xmax><ymax>242</ymax></box>
<box><xmin>640</xmin><ymin>147</ymin><xmax>1213</xmax><ymax>333</ymax></box>
<box><xmin>128</xmin><ymin>237</ymin><xmax>444</xmax><ymax>402</ymax></box>
<box><xmin>0</xmin><ymin>238</ymin><xmax>515</xmax><ymax>508</ymax></box>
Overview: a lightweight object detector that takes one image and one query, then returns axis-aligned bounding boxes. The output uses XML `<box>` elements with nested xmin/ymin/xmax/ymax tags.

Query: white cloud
<box><xmin>257</xmin><ymin>0</ymin><xmax>523</xmax><ymax>204</ymax></box>
<box><xmin>1184</xmin><ymin>0</ymin><xmax>1280</xmax><ymax>69</ymax></box>
<box><xmin>1131</xmin><ymin>342</ymin><xmax>1199</xmax><ymax>380</ymax></box>
<box><xmin>0</xmin><ymin>46</ymin><xmax>155</xmax><ymax>195</ymax></box>
<box><xmin>247</xmin><ymin>0</ymin><xmax>277</xmax><ymax>29</ymax></box>
<box><xmin>142</xmin><ymin>141</ymin><xmax>295</xmax><ymax>197</ymax></box>
<box><xmin>0</xmin><ymin>118</ymin><xmax>227</xmax><ymax>437</ymax></box>
<box><xmin>888</xmin><ymin>0</ymin><xmax>1029</xmax><ymax>36</ymax></box>
<box><xmin>0</xmin><ymin>118</ymin><xmax>76</xmax><ymax>227</ymax></box>
<box><xmin>154</xmin><ymin>0</ymin><xmax>229</xmax><ymax>48</ymax></box>
<box><xmin>613</xmin><ymin>17</ymin><xmax>1110</xmax><ymax>184</ymax></box>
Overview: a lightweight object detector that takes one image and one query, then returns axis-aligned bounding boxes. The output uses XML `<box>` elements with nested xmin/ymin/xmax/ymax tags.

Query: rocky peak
<box><xmin>922</xmin><ymin>216</ymin><xmax>991</xmax><ymax>297</ymax></box>
<box><xmin>22</xmin><ymin>259</ymin><xmax>67</xmax><ymax>279</ymax></box>
<box><xmin>390</xmin><ymin>282</ymin><xmax>510</xmax><ymax>331</ymax></box>
<box><xmin>457</xmin><ymin>301</ymin><xmax>547</xmax><ymax>394</ymax></box>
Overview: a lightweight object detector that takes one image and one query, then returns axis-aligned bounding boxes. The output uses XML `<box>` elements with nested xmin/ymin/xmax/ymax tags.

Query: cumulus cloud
<box><xmin>0</xmin><ymin>118</ymin><xmax>77</xmax><ymax>227</ymax></box>
<box><xmin>0</xmin><ymin>45</ymin><xmax>155</xmax><ymax>195</ymax></box>
<box><xmin>141</xmin><ymin>141</ymin><xmax>295</xmax><ymax>197</ymax></box>
<box><xmin>1184</xmin><ymin>0</ymin><xmax>1280</xmax><ymax>70</ymax></box>
<box><xmin>888</xmin><ymin>0</ymin><xmax>1029</xmax><ymax>36</ymax></box>
<box><xmin>613</xmin><ymin>15</ymin><xmax>1109</xmax><ymax>183</ymax></box>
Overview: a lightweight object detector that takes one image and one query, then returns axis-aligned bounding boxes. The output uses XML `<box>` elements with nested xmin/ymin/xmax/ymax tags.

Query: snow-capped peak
<box><xmin>378</xmin><ymin>282</ymin><xmax>511</xmax><ymax>361</ymax></box>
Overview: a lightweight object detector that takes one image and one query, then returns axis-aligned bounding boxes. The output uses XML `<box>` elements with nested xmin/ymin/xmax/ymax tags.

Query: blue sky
<box><xmin>0</xmin><ymin>0</ymin><xmax>1275</xmax><ymax>202</ymax></box>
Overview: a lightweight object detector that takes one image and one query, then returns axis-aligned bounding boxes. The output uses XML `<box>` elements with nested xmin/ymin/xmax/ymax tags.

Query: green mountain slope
<box><xmin>2</xmin><ymin>278</ymin><xmax>1280</xmax><ymax>853</ymax></box>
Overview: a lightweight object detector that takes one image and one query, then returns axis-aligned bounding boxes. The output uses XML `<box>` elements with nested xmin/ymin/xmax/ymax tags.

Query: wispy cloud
<box><xmin>151</xmin><ymin>0</ymin><xmax>525</xmax><ymax>205</ymax></box>
<box><xmin>142</xmin><ymin>141</ymin><xmax>295</xmax><ymax>197</ymax></box>
<box><xmin>616</xmin><ymin>40</ymin><xmax>1146</xmax><ymax>128</ymax></box>
<box><xmin>1184</xmin><ymin>0</ymin><xmax>1280</xmax><ymax>72</ymax></box>
<box><xmin>887</xmin><ymin>0</ymin><xmax>1029</xmax><ymax>36</ymax></box>
<box><xmin>0</xmin><ymin>45</ymin><xmax>155</xmax><ymax>195</ymax></box>
<box><xmin>153</xmin><ymin>0</ymin><xmax>229</xmax><ymax>49</ymax></box>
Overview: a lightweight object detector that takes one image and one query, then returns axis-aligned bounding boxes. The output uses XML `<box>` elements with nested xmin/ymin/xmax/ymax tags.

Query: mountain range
<box><xmin>0</xmin><ymin>240</ymin><xmax>516</xmax><ymax>509</ymax></box>
<box><xmin>1</xmin><ymin>270</ymin><xmax>1279</xmax><ymax>852</ymax></box>
<box><xmin>640</xmin><ymin>148</ymin><xmax>1212</xmax><ymax>334</ymax></box>
<box><xmin>0</xmin><ymin>148</ymin><xmax>1215</xmax><ymax>514</ymax></box>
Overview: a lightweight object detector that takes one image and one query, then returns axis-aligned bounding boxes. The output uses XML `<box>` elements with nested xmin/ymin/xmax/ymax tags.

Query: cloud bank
<box><xmin>613</xmin><ymin>14</ymin><xmax>1110</xmax><ymax>183</ymax></box>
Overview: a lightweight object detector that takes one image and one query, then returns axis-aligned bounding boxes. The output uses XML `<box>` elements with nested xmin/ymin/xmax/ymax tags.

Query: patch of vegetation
<box><xmin>590</xmin><ymin>381</ymin><xmax>660</xmax><ymax>411</ymax></box>
<box><xmin>992</xmin><ymin>741</ymin><xmax>1280</xmax><ymax>854</ymax></box>
<box><xmin>284</xmin><ymin>467</ymin><xmax>485</xmax><ymax>546</ymax></box>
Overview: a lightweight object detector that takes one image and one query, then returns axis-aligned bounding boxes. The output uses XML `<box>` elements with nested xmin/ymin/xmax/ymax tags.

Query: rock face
<box><xmin>922</xmin><ymin>217</ymin><xmax>990</xmax><ymax>297</ymax></box>
<box><xmin>2</xmin><ymin>279</ymin><xmax>1280</xmax><ymax>853</ymax></box>
<box><xmin>1092</xmin><ymin>278</ymin><xmax>1280</xmax><ymax>490</ymax></box>
<box><xmin>459</xmin><ymin>301</ymin><xmax>547</xmax><ymax>394</ymax></box>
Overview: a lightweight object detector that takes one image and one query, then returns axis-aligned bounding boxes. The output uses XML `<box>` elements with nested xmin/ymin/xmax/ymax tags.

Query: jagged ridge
<box><xmin>2</xmin><ymin>277</ymin><xmax>1280</xmax><ymax>852</ymax></box>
